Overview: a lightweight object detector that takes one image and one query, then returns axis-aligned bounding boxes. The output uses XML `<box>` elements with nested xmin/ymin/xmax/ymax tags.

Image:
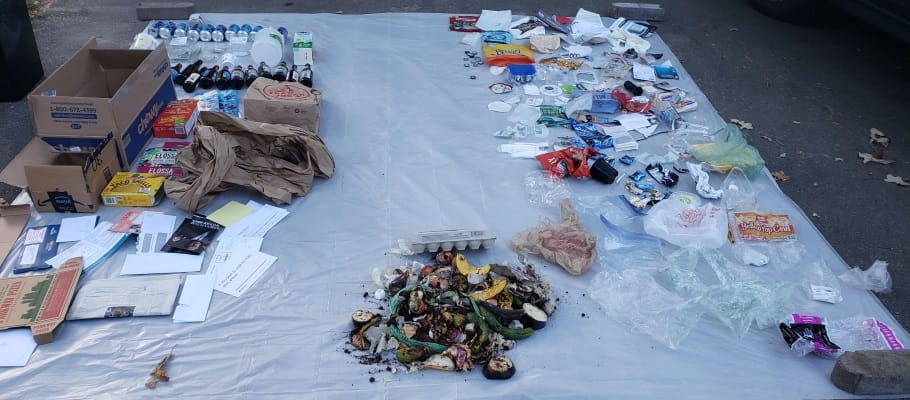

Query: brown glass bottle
<box><xmin>175</xmin><ymin>60</ymin><xmax>202</xmax><ymax>85</ymax></box>
<box><xmin>199</xmin><ymin>65</ymin><xmax>220</xmax><ymax>90</ymax></box>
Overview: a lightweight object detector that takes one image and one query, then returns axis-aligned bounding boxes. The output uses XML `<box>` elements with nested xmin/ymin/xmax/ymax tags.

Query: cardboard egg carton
<box><xmin>407</xmin><ymin>229</ymin><xmax>496</xmax><ymax>253</ymax></box>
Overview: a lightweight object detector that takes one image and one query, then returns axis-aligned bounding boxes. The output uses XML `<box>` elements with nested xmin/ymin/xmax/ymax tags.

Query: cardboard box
<box><xmin>244</xmin><ymin>78</ymin><xmax>322</xmax><ymax>134</ymax></box>
<box><xmin>153</xmin><ymin>99</ymin><xmax>199</xmax><ymax>138</ymax></box>
<box><xmin>0</xmin><ymin>257</ymin><xmax>82</xmax><ymax>344</ymax></box>
<box><xmin>0</xmin><ymin>205</ymin><xmax>31</xmax><ymax>263</ymax></box>
<box><xmin>24</xmin><ymin>134</ymin><xmax>120</xmax><ymax>213</ymax></box>
<box><xmin>101</xmin><ymin>172</ymin><xmax>165</xmax><ymax>207</ymax></box>
<box><xmin>28</xmin><ymin>38</ymin><xmax>176</xmax><ymax>168</ymax></box>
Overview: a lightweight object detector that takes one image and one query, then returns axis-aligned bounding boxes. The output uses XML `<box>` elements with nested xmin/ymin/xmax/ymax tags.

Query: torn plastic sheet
<box><xmin>524</xmin><ymin>171</ymin><xmax>572</xmax><ymax>206</ymax></box>
<box><xmin>839</xmin><ymin>260</ymin><xmax>892</xmax><ymax>293</ymax></box>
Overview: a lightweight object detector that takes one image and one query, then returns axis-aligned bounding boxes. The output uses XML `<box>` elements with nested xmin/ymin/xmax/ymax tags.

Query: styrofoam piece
<box><xmin>407</xmin><ymin>229</ymin><xmax>496</xmax><ymax>253</ymax></box>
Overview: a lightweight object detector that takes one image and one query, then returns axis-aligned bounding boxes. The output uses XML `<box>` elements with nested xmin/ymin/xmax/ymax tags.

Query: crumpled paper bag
<box><xmin>164</xmin><ymin>111</ymin><xmax>335</xmax><ymax>212</ymax></box>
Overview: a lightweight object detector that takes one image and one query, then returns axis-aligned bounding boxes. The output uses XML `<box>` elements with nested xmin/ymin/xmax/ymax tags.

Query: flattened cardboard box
<box><xmin>244</xmin><ymin>78</ymin><xmax>321</xmax><ymax>134</ymax></box>
<box><xmin>28</xmin><ymin>38</ymin><xmax>176</xmax><ymax>168</ymax></box>
<box><xmin>24</xmin><ymin>133</ymin><xmax>119</xmax><ymax>213</ymax></box>
<box><xmin>0</xmin><ymin>257</ymin><xmax>82</xmax><ymax>344</ymax></box>
<box><xmin>0</xmin><ymin>204</ymin><xmax>31</xmax><ymax>262</ymax></box>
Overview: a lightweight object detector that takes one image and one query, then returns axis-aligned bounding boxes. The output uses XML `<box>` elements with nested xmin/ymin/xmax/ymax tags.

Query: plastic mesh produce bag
<box><xmin>689</xmin><ymin>124</ymin><xmax>766</xmax><ymax>179</ymax></box>
<box><xmin>511</xmin><ymin>199</ymin><xmax>597</xmax><ymax>275</ymax></box>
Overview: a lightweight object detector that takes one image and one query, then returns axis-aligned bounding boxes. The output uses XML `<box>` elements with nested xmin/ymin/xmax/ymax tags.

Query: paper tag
<box><xmin>19</xmin><ymin>245</ymin><xmax>39</xmax><ymax>265</ymax></box>
<box><xmin>24</xmin><ymin>228</ymin><xmax>46</xmax><ymax>245</ymax></box>
<box><xmin>169</xmin><ymin>37</ymin><xmax>188</xmax><ymax>46</ymax></box>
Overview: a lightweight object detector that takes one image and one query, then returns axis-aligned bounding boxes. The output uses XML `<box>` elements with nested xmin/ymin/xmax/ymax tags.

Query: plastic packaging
<box><xmin>511</xmin><ymin>199</ymin><xmax>597</xmax><ymax>275</ymax></box>
<box><xmin>721</xmin><ymin>167</ymin><xmax>757</xmax><ymax>211</ymax></box>
<box><xmin>780</xmin><ymin>313</ymin><xmax>904</xmax><ymax>358</ymax></box>
<box><xmin>802</xmin><ymin>260</ymin><xmax>843</xmax><ymax>304</ymax></box>
<box><xmin>250</xmin><ymin>27</ymin><xmax>285</xmax><ymax>66</ymax></box>
<box><xmin>524</xmin><ymin>171</ymin><xmax>571</xmax><ymax>206</ymax></box>
<box><xmin>687</xmin><ymin>162</ymin><xmax>723</xmax><ymax>199</ymax></box>
<box><xmin>839</xmin><ymin>260</ymin><xmax>892</xmax><ymax>293</ymax></box>
<box><xmin>688</xmin><ymin>124</ymin><xmax>766</xmax><ymax>179</ymax></box>
<box><xmin>642</xmin><ymin>193</ymin><xmax>727</xmax><ymax>249</ymax></box>
<box><xmin>589</xmin><ymin>268</ymin><xmax>704</xmax><ymax>349</ymax></box>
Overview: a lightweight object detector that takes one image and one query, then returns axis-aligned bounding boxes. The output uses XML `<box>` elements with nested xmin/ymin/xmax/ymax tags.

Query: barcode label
<box><xmin>104</xmin><ymin>197</ymin><xmax>117</xmax><ymax>205</ymax></box>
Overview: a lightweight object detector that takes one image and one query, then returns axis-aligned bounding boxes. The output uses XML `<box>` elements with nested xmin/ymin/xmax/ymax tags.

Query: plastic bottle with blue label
<box><xmin>212</xmin><ymin>25</ymin><xmax>227</xmax><ymax>42</ymax></box>
<box><xmin>174</xmin><ymin>23</ymin><xmax>188</xmax><ymax>38</ymax></box>
<box><xmin>200</xmin><ymin>24</ymin><xmax>214</xmax><ymax>42</ymax></box>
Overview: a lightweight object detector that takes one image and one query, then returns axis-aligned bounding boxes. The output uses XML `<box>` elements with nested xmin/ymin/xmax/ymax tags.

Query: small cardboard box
<box><xmin>0</xmin><ymin>257</ymin><xmax>82</xmax><ymax>344</ymax></box>
<box><xmin>244</xmin><ymin>78</ymin><xmax>322</xmax><ymax>134</ymax></box>
<box><xmin>24</xmin><ymin>134</ymin><xmax>120</xmax><ymax>213</ymax></box>
<box><xmin>153</xmin><ymin>99</ymin><xmax>199</xmax><ymax>138</ymax></box>
<box><xmin>292</xmin><ymin>31</ymin><xmax>313</xmax><ymax>66</ymax></box>
<box><xmin>101</xmin><ymin>172</ymin><xmax>166</xmax><ymax>207</ymax></box>
<box><xmin>28</xmin><ymin>38</ymin><xmax>176</xmax><ymax>168</ymax></box>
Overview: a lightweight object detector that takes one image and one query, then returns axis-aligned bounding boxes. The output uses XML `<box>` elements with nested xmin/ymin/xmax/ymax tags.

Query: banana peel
<box><xmin>470</xmin><ymin>277</ymin><xmax>507</xmax><ymax>301</ymax></box>
<box><xmin>454</xmin><ymin>254</ymin><xmax>491</xmax><ymax>276</ymax></box>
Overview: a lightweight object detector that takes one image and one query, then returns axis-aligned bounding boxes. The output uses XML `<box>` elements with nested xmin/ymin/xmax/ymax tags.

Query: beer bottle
<box><xmin>287</xmin><ymin>65</ymin><xmax>299</xmax><ymax>83</ymax></box>
<box><xmin>215</xmin><ymin>62</ymin><xmax>233</xmax><ymax>90</ymax></box>
<box><xmin>175</xmin><ymin>60</ymin><xmax>202</xmax><ymax>85</ymax></box>
<box><xmin>171</xmin><ymin>63</ymin><xmax>183</xmax><ymax>82</ymax></box>
<box><xmin>182</xmin><ymin>66</ymin><xmax>205</xmax><ymax>92</ymax></box>
<box><xmin>299</xmin><ymin>63</ymin><xmax>313</xmax><ymax>88</ymax></box>
<box><xmin>273</xmin><ymin>61</ymin><xmax>289</xmax><ymax>82</ymax></box>
<box><xmin>258</xmin><ymin>62</ymin><xmax>273</xmax><ymax>80</ymax></box>
<box><xmin>199</xmin><ymin>65</ymin><xmax>220</xmax><ymax>90</ymax></box>
<box><xmin>230</xmin><ymin>65</ymin><xmax>245</xmax><ymax>89</ymax></box>
<box><xmin>244</xmin><ymin>65</ymin><xmax>259</xmax><ymax>87</ymax></box>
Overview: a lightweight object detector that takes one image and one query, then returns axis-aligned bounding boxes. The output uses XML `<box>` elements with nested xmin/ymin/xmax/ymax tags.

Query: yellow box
<box><xmin>101</xmin><ymin>172</ymin><xmax>165</xmax><ymax>207</ymax></box>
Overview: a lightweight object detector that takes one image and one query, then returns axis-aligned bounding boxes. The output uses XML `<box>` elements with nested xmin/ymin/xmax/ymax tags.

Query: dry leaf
<box><xmin>730</xmin><ymin>118</ymin><xmax>753</xmax><ymax>130</ymax></box>
<box><xmin>885</xmin><ymin>174</ymin><xmax>910</xmax><ymax>187</ymax></box>
<box><xmin>858</xmin><ymin>152</ymin><xmax>894</xmax><ymax>165</ymax></box>
<box><xmin>146</xmin><ymin>353</ymin><xmax>173</xmax><ymax>390</ymax></box>
<box><xmin>869</xmin><ymin>128</ymin><xmax>890</xmax><ymax>147</ymax></box>
<box><xmin>772</xmin><ymin>170</ymin><xmax>790</xmax><ymax>182</ymax></box>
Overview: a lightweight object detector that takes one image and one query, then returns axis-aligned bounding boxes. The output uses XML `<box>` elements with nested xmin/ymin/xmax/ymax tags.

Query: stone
<box><xmin>610</xmin><ymin>2</ymin><xmax>666</xmax><ymax>21</ymax></box>
<box><xmin>831</xmin><ymin>350</ymin><xmax>910</xmax><ymax>395</ymax></box>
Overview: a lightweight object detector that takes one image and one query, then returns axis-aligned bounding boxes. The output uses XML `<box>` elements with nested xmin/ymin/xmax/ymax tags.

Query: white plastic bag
<box><xmin>642</xmin><ymin>193</ymin><xmax>727</xmax><ymax>248</ymax></box>
<box><xmin>839</xmin><ymin>260</ymin><xmax>892</xmax><ymax>293</ymax></box>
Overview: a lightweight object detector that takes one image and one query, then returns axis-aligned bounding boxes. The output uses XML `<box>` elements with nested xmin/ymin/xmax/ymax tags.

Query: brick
<box><xmin>831</xmin><ymin>350</ymin><xmax>910</xmax><ymax>395</ymax></box>
<box><xmin>611</xmin><ymin>2</ymin><xmax>666</xmax><ymax>21</ymax></box>
<box><xmin>135</xmin><ymin>2</ymin><xmax>195</xmax><ymax>21</ymax></box>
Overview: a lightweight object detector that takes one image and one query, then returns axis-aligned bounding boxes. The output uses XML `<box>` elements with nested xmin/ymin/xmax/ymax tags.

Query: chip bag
<box><xmin>482</xmin><ymin>43</ymin><xmax>535</xmax><ymax>66</ymax></box>
<box><xmin>536</xmin><ymin>147</ymin><xmax>600</xmax><ymax>179</ymax></box>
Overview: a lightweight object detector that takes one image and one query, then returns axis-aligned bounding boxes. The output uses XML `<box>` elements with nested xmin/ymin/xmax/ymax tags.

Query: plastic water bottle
<box><xmin>174</xmin><ymin>23</ymin><xmax>188</xmax><ymax>38</ymax></box>
<box><xmin>147</xmin><ymin>21</ymin><xmax>163</xmax><ymax>37</ymax></box>
<box><xmin>187</xmin><ymin>24</ymin><xmax>201</xmax><ymax>41</ymax></box>
<box><xmin>238</xmin><ymin>24</ymin><xmax>252</xmax><ymax>40</ymax></box>
<box><xmin>200</xmin><ymin>24</ymin><xmax>214</xmax><ymax>42</ymax></box>
<box><xmin>226</xmin><ymin>24</ymin><xmax>240</xmax><ymax>41</ymax></box>
<box><xmin>158</xmin><ymin>22</ymin><xmax>176</xmax><ymax>39</ymax></box>
<box><xmin>212</xmin><ymin>25</ymin><xmax>227</xmax><ymax>42</ymax></box>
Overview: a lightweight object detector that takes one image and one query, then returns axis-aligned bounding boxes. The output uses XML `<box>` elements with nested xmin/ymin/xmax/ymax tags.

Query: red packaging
<box><xmin>449</xmin><ymin>15</ymin><xmax>482</xmax><ymax>32</ymax></box>
<box><xmin>152</xmin><ymin>99</ymin><xmax>199</xmax><ymax>138</ymax></box>
<box><xmin>536</xmin><ymin>147</ymin><xmax>600</xmax><ymax>179</ymax></box>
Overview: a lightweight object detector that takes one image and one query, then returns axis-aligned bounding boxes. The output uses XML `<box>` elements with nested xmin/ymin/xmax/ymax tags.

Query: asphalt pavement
<box><xmin>1</xmin><ymin>0</ymin><xmax>908</xmax><ymax>327</ymax></box>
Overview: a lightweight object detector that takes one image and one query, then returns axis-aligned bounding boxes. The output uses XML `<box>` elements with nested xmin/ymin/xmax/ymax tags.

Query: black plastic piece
<box><xmin>591</xmin><ymin>158</ymin><xmax>619</xmax><ymax>184</ymax></box>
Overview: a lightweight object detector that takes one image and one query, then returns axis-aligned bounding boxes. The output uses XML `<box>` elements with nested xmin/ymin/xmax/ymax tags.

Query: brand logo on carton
<box><xmin>137</xmin><ymin>100</ymin><xmax>165</xmax><ymax>136</ymax></box>
<box><xmin>262</xmin><ymin>84</ymin><xmax>311</xmax><ymax>100</ymax></box>
<box><xmin>153</xmin><ymin>60</ymin><xmax>169</xmax><ymax>78</ymax></box>
<box><xmin>70</xmin><ymin>123</ymin><xmax>82</xmax><ymax>129</ymax></box>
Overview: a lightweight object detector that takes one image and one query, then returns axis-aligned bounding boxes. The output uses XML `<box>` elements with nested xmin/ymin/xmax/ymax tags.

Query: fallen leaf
<box><xmin>779</xmin><ymin>153</ymin><xmax>787</xmax><ymax>158</ymax></box>
<box><xmin>869</xmin><ymin>128</ymin><xmax>890</xmax><ymax>147</ymax></box>
<box><xmin>772</xmin><ymin>170</ymin><xmax>790</xmax><ymax>182</ymax></box>
<box><xmin>730</xmin><ymin>118</ymin><xmax>753</xmax><ymax>130</ymax></box>
<box><xmin>811</xmin><ymin>212</ymin><xmax>820</xmax><ymax>218</ymax></box>
<box><xmin>858</xmin><ymin>152</ymin><xmax>894</xmax><ymax>165</ymax></box>
<box><xmin>146</xmin><ymin>353</ymin><xmax>173</xmax><ymax>390</ymax></box>
<box><xmin>834</xmin><ymin>157</ymin><xmax>844</xmax><ymax>162</ymax></box>
<box><xmin>885</xmin><ymin>174</ymin><xmax>910</xmax><ymax>187</ymax></box>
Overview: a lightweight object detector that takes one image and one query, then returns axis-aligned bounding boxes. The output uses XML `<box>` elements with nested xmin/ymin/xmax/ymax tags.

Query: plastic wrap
<box><xmin>510</xmin><ymin>199</ymin><xmax>597</xmax><ymax>275</ymax></box>
<box><xmin>839</xmin><ymin>260</ymin><xmax>892</xmax><ymax>293</ymax></box>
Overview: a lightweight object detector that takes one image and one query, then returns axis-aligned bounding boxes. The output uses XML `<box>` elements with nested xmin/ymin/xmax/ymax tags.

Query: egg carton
<box><xmin>407</xmin><ymin>229</ymin><xmax>496</xmax><ymax>253</ymax></box>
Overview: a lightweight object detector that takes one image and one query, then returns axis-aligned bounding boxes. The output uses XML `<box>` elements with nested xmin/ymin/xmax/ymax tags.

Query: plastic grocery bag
<box><xmin>642</xmin><ymin>193</ymin><xmax>727</xmax><ymax>248</ymax></box>
<box><xmin>689</xmin><ymin>124</ymin><xmax>766</xmax><ymax>179</ymax></box>
<box><xmin>839</xmin><ymin>260</ymin><xmax>892</xmax><ymax>293</ymax></box>
<box><xmin>165</xmin><ymin>111</ymin><xmax>335</xmax><ymax>212</ymax></box>
<box><xmin>511</xmin><ymin>199</ymin><xmax>597</xmax><ymax>275</ymax></box>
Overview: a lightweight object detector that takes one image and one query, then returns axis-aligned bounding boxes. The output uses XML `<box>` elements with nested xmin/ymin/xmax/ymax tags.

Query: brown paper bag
<box><xmin>164</xmin><ymin>111</ymin><xmax>335</xmax><ymax>212</ymax></box>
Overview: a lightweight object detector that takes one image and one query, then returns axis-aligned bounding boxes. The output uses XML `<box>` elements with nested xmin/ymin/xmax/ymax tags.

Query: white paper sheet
<box><xmin>173</xmin><ymin>274</ymin><xmax>217</xmax><ymax>323</ymax></box>
<box><xmin>214</xmin><ymin>251</ymin><xmax>277</xmax><ymax>297</ymax></box>
<box><xmin>46</xmin><ymin>222</ymin><xmax>129</xmax><ymax>272</ymax></box>
<box><xmin>220</xmin><ymin>205</ymin><xmax>289</xmax><ymax>239</ymax></box>
<box><xmin>136</xmin><ymin>213</ymin><xmax>177</xmax><ymax>253</ymax></box>
<box><xmin>120</xmin><ymin>252</ymin><xmax>205</xmax><ymax>275</ymax></box>
<box><xmin>0</xmin><ymin>329</ymin><xmax>37</xmax><ymax>367</ymax></box>
<box><xmin>66</xmin><ymin>275</ymin><xmax>182</xmax><ymax>320</ymax></box>
<box><xmin>208</xmin><ymin>237</ymin><xmax>264</xmax><ymax>276</ymax></box>
<box><xmin>632</xmin><ymin>63</ymin><xmax>657</xmax><ymax>82</ymax></box>
<box><xmin>475</xmin><ymin>9</ymin><xmax>512</xmax><ymax>31</ymax></box>
<box><xmin>57</xmin><ymin>216</ymin><xmax>98</xmax><ymax>243</ymax></box>
<box><xmin>615</xmin><ymin>113</ymin><xmax>652</xmax><ymax>131</ymax></box>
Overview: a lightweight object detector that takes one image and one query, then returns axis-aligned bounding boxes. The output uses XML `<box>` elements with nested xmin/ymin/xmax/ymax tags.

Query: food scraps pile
<box><xmin>347</xmin><ymin>252</ymin><xmax>556</xmax><ymax>379</ymax></box>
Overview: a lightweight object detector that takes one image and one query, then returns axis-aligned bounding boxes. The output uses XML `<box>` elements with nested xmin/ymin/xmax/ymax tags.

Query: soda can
<box><xmin>200</xmin><ymin>24</ymin><xmax>214</xmax><ymax>42</ymax></box>
<box><xmin>174</xmin><ymin>23</ymin><xmax>188</xmax><ymax>38</ymax></box>
<box><xmin>213</xmin><ymin>24</ymin><xmax>227</xmax><ymax>42</ymax></box>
